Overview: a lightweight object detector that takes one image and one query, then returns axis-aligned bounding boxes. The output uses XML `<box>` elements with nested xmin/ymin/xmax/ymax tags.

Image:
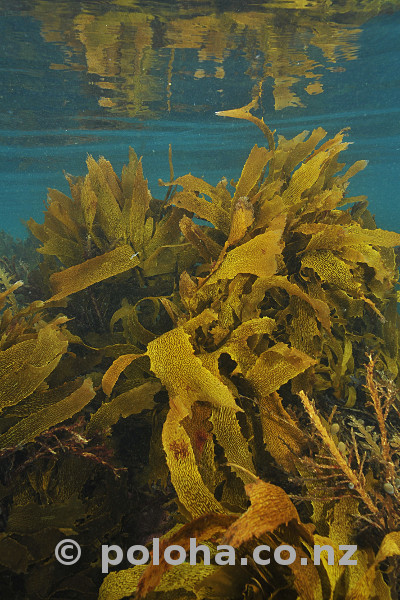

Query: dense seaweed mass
<box><xmin>1</xmin><ymin>108</ymin><xmax>400</xmax><ymax>599</ymax></box>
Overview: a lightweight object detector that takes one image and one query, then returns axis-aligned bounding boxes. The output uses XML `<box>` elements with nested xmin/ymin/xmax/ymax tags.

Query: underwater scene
<box><xmin>1</xmin><ymin>0</ymin><xmax>400</xmax><ymax>598</ymax></box>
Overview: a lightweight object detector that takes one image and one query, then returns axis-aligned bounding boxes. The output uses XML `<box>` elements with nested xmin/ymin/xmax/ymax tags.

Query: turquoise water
<box><xmin>0</xmin><ymin>2</ymin><xmax>399</xmax><ymax>238</ymax></box>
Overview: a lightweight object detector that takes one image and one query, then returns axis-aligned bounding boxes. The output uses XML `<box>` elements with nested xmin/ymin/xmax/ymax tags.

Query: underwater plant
<box><xmin>2</xmin><ymin>103</ymin><xmax>400</xmax><ymax>598</ymax></box>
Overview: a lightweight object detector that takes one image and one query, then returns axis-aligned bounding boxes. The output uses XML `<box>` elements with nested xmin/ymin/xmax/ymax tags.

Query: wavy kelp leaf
<box><xmin>6</xmin><ymin>495</ymin><xmax>84</xmax><ymax>534</ymax></box>
<box><xmin>0</xmin><ymin>280</ymin><xmax>23</xmax><ymax>312</ymax></box>
<box><xmin>288</xmin><ymin>296</ymin><xmax>322</xmax><ymax>358</ymax></box>
<box><xmin>258</xmin><ymin>392</ymin><xmax>307</xmax><ymax>473</ymax></box>
<box><xmin>266</xmin><ymin>275</ymin><xmax>331</xmax><ymax>331</ymax></box>
<box><xmin>87</xmin><ymin>380</ymin><xmax>160</xmax><ymax>437</ymax></box>
<box><xmin>281</xmin><ymin>147</ymin><xmax>331</xmax><ymax>209</ymax></box>
<box><xmin>205</xmin><ymin>223</ymin><xmax>284</xmax><ymax>285</ymax></box>
<box><xmin>102</xmin><ymin>353</ymin><xmax>142</xmax><ymax>396</ymax></box>
<box><xmin>302</xmin><ymin>223</ymin><xmax>400</xmax><ymax>253</ymax></box>
<box><xmin>123</xmin><ymin>160</ymin><xmax>150</xmax><ymax>252</ymax></box>
<box><xmin>247</xmin><ymin>342</ymin><xmax>316</xmax><ymax>397</ymax></box>
<box><xmin>273</xmin><ymin>127</ymin><xmax>327</xmax><ymax>178</ymax></box>
<box><xmin>110</xmin><ymin>299</ymin><xmax>157</xmax><ymax>347</ymax></box>
<box><xmin>226</xmin><ymin>196</ymin><xmax>254</xmax><ymax>248</ymax></box>
<box><xmin>163</xmin><ymin>402</ymin><xmax>225</xmax><ymax>518</ymax></box>
<box><xmin>171</xmin><ymin>190</ymin><xmax>230</xmax><ymax>235</ymax></box>
<box><xmin>47</xmin><ymin>245</ymin><xmax>139</xmax><ymax>302</ymax></box>
<box><xmin>0</xmin><ymin>378</ymin><xmax>94</xmax><ymax>449</ymax></box>
<box><xmin>98</xmin><ymin>156</ymin><xmax>123</xmax><ymax>206</ymax></box>
<box><xmin>164</xmin><ymin>173</ymin><xmax>232</xmax><ymax>212</ymax></box>
<box><xmin>346</xmin><ymin>532</ymin><xmax>400</xmax><ymax>600</ymax></box>
<box><xmin>232</xmin><ymin>145</ymin><xmax>271</xmax><ymax>203</ymax></box>
<box><xmin>100</xmin><ymin>563</ymin><xmax>218</xmax><ymax>600</ymax></box>
<box><xmin>142</xmin><ymin>243</ymin><xmax>196</xmax><ymax>277</ymax></box>
<box><xmin>179</xmin><ymin>215</ymin><xmax>222</xmax><ymax>261</ymax></box>
<box><xmin>136</xmin><ymin>513</ymin><xmax>236</xmax><ymax>599</ymax></box>
<box><xmin>201</xmin><ymin>316</ymin><xmax>276</xmax><ymax>377</ymax></box>
<box><xmin>0</xmin><ymin>323</ymin><xmax>68</xmax><ymax>411</ymax></box>
<box><xmin>146</xmin><ymin>327</ymin><xmax>241</xmax><ymax>416</ymax></box>
<box><xmin>86</xmin><ymin>155</ymin><xmax>125</xmax><ymax>242</ymax></box>
<box><xmin>222</xmin><ymin>478</ymin><xmax>300</xmax><ymax>547</ymax></box>
<box><xmin>302</xmin><ymin>250</ymin><xmax>360</xmax><ymax>295</ymax></box>
<box><xmin>0</xmin><ymin>534</ymin><xmax>31</xmax><ymax>573</ymax></box>
<box><xmin>303</xmin><ymin>535</ymin><xmax>345</xmax><ymax>600</ymax></box>
<box><xmin>4</xmin><ymin>379</ymin><xmax>84</xmax><ymax>417</ymax></box>
<box><xmin>211</xmin><ymin>406</ymin><xmax>255</xmax><ymax>484</ymax></box>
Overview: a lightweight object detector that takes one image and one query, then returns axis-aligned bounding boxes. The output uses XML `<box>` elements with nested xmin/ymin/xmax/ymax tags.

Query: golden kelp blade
<box><xmin>222</xmin><ymin>478</ymin><xmax>300</xmax><ymax>546</ymax></box>
<box><xmin>146</xmin><ymin>326</ymin><xmax>242</xmax><ymax>416</ymax></box>
<box><xmin>135</xmin><ymin>513</ymin><xmax>236</xmax><ymax>599</ymax></box>
<box><xmin>0</xmin><ymin>378</ymin><xmax>95</xmax><ymax>449</ymax></box>
<box><xmin>99</xmin><ymin>563</ymin><xmax>218</xmax><ymax>600</ymax></box>
<box><xmin>102</xmin><ymin>353</ymin><xmax>142</xmax><ymax>396</ymax></box>
<box><xmin>47</xmin><ymin>245</ymin><xmax>140</xmax><ymax>302</ymax></box>
<box><xmin>87</xmin><ymin>380</ymin><xmax>160</xmax><ymax>437</ymax></box>
<box><xmin>205</xmin><ymin>225</ymin><xmax>284</xmax><ymax>285</ymax></box>
<box><xmin>162</xmin><ymin>402</ymin><xmax>225</xmax><ymax>518</ymax></box>
<box><xmin>0</xmin><ymin>323</ymin><xmax>68</xmax><ymax>412</ymax></box>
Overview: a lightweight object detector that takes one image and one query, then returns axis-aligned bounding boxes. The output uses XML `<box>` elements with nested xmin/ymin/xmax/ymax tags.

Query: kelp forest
<box><xmin>1</xmin><ymin>100</ymin><xmax>400</xmax><ymax>600</ymax></box>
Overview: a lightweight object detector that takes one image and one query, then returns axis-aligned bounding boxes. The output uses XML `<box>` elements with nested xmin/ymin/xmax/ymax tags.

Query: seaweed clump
<box><xmin>1</xmin><ymin>107</ymin><xmax>400</xmax><ymax>599</ymax></box>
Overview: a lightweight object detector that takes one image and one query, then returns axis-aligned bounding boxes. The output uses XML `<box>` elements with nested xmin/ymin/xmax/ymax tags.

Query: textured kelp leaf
<box><xmin>142</xmin><ymin>243</ymin><xmax>196</xmax><ymax>277</ymax></box>
<box><xmin>172</xmin><ymin>190</ymin><xmax>230</xmax><ymax>235</ymax></box>
<box><xmin>166</xmin><ymin>173</ymin><xmax>232</xmax><ymax>211</ymax></box>
<box><xmin>281</xmin><ymin>148</ymin><xmax>329</xmax><ymax>209</ymax></box>
<box><xmin>2</xmin><ymin>380</ymin><xmax>83</xmax><ymax>417</ymax></box>
<box><xmin>303</xmin><ymin>535</ymin><xmax>345</xmax><ymax>600</ymax></box>
<box><xmin>99</xmin><ymin>563</ymin><xmax>218</xmax><ymax>600</ymax></box>
<box><xmin>302</xmin><ymin>250</ymin><xmax>360</xmax><ymax>295</ymax></box>
<box><xmin>146</xmin><ymin>327</ymin><xmax>241</xmax><ymax>416</ymax></box>
<box><xmin>136</xmin><ymin>513</ymin><xmax>236</xmax><ymax>599</ymax></box>
<box><xmin>232</xmin><ymin>145</ymin><xmax>271</xmax><ymax>202</ymax></box>
<box><xmin>35</xmin><ymin>228</ymin><xmax>83</xmax><ymax>267</ymax></box>
<box><xmin>110</xmin><ymin>299</ymin><xmax>157</xmax><ymax>346</ymax></box>
<box><xmin>247</xmin><ymin>342</ymin><xmax>316</xmax><ymax>397</ymax></box>
<box><xmin>0</xmin><ymin>280</ymin><xmax>23</xmax><ymax>311</ymax></box>
<box><xmin>162</xmin><ymin>403</ymin><xmax>225</xmax><ymax>518</ymax></box>
<box><xmin>102</xmin><ymin>353</ymin><xmax>142</xmax><ymax>396</ymax></box>
<box><xmin>302</xmin><ymin>223</ymin><xmax>400</xmax><ymax>253</ymax></box>
<box><xmin>202</xmin><ymin>316</ymin><xmax>276</xmax><ymax>377</ymax></box>
<box><xmin>87</xmin><ymin>380</ymin><xmax>160</xmax><ymax>437</ymax></box>
<box><xmin>288</xmin><ymin>297</ymin><xmax>322</xmax><ymax>358</ymax></box>
<box><xmin>179</xmin><ymin>215</ymin><xmax>222</xmax><ymax>261</ymax></box>
<box><xmin>211</xmin><ymin>406</ymin><xmax>255</xmax><ymax>484</ymax></box>
<box><xmin>345</xmin><ymin>532</ymin><xmax>400</xmax><ymax>600</ymax></box>
<box><xmin>276</xmin><ymin>127</ymin><xmax>327</xmax><ymax>176</ymax></box>
<box><xmin>98</xmin><ymin>156</ymin><xmax>123</xmax><ymax>206</ymax></box>
<box><xmin>266</xmin><ymin>275</ymin><xmax>331</xmax><ymax>331</ymax></box>
<box><xmin>226</xmin><ymin>196</ymin><xmax>254</xmax><ymax>247</ymax></box>
<box><xmin>48</xmin><ymin>245</ymin><xmax>139</xmax><ymax>302</ymax></box>
<box><xmin>222</xmin><ymin>478</ymin><xmax>299</xmax><ymax>547</ymax></box>
<box><xmin>0</xmin><ymin>534</ymin><xmax>32</xmax><ymax>573</ymax></box>
<box><xmin>0</xmin><ymin>323</ymin><xmax>68</xmax><ymax>411</ymax></box>
<box><xmin>6</xmin><ymin>495</ymin><xmax>84</xmax><ymax>534</ymax></box>
<box><xmin>258</xmin><ymin>392</ymin><xmax>307</xmax><ymax>473</ymax></box>
<box><xmin>0</xmin><ymin>378</ymin><xmax>94</xmax><ymax>448</ymax></box>
<box><xmin>80</xmin><ymin>176</ymin><xmax>98</xmax><ymax>233</ymax></box>
<box><xmin>86</xmin><ymin>155</ymin><xmax>125</xmax><ymax>242</ymax></box>
<box><xmin>206</xmin><ymin>224</ymin><xmax>284</xmax><ymax>285</ymax></box>
<box><xmin>124</xmin><ymin>160</ymin><xmax>150</xmax><ymax>252</ymax></box>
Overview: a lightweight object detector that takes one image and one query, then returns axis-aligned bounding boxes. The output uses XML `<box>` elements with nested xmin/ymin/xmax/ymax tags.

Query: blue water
<box><xmin>0</xmin><ymin>4</ymin><xmax>399</xmax><ymax>238</ymax></box>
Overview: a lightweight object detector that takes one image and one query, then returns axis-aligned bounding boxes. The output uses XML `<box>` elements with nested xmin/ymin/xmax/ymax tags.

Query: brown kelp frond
<box><xmin>8</xmin><ymin>117</ymin><xmax>400</xmax><ymax>599</ymax></box>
